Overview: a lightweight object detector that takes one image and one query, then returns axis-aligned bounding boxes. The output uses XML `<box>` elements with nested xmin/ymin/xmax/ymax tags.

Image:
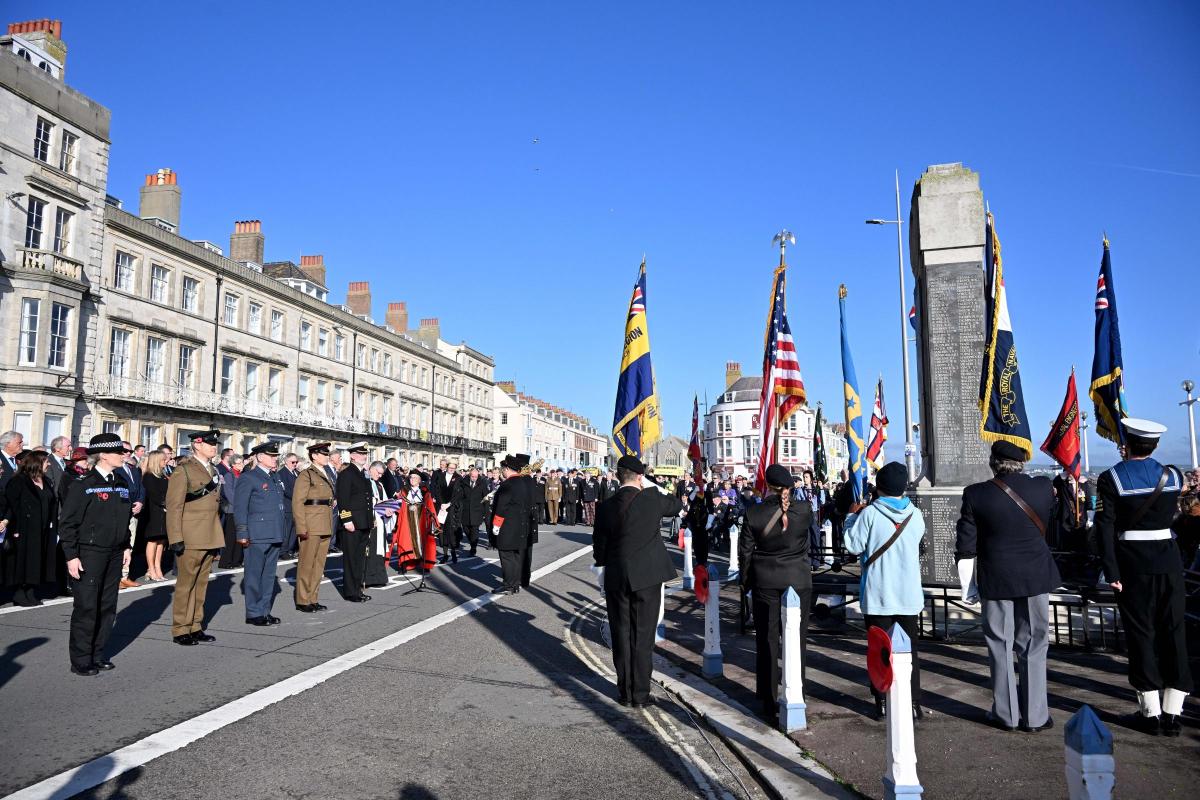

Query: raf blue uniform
<box><xmin>234</xmin><ymin>463</ymin><xmax>287</xmax><ymax>623</ymax></box>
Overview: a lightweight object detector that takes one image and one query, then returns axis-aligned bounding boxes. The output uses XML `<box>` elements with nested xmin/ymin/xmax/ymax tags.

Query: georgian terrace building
<box><xmin>492</xmin><ymin>382</ymin><xmax>608</xmax><ymax>470</ymax></box>
<box><xmin>0</xmin><ymin>19</ymin><xmax>497</xmax><ymax>464</ymax></box>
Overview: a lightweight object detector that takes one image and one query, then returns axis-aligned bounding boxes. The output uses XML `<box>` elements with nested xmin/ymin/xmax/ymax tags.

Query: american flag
<box><xmin>754</xmin><ymin>267</ymin><xmax>807</xmax><ymax>492</ymax></box>
<box><xmin>1095</xmin><ymin>274</ymin><xmax>1109</xmax><ymax>310</ymax></box>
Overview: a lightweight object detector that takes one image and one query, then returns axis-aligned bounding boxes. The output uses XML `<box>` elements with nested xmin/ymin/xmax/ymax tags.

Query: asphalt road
<box><xmin>0</xmin><ymin>526</ymin><xmax>763</xmax><ymax>800</ymax></box>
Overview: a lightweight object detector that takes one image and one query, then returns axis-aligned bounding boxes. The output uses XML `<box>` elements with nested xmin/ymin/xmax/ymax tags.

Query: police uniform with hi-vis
<box><xmin>292</xmin><ymin>442</ymin><xmax>336</xmax><ymax>611</ymax></box>
<box><xmin>166</xmin><ymin>430</ymin><xmax>224</xmax><ymax>645</ymax></box>
<box><xmin>1095</xmin><ymin>418</ymin><xmax>1192</xmax><ymax>737</ymax></box>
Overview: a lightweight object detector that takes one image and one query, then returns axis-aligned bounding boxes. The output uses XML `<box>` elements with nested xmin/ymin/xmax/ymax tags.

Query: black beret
<box><xmin>875</xmin><ymin>462</ymin><xmax>909</xmax><ymax>497</ymax></box>
<box><xmin>617</xmin><ymin>455</ymin><xmax>646</xmax><ymax>474</ymax></box>
<box><xmin>990</xmin><ymin>440</ymin><xmax>1029</xmax><ymax>462</ymax></box>
<box><xmin>764</xmin><ymin>464</ymin><xmax>792</xmax><ymax>489</ymax></box>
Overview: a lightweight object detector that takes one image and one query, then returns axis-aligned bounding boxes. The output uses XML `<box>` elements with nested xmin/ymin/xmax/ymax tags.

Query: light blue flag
<box><xmin>838</xmin><ymin>285</ymin><xmax>866</xmax><ymax>501</ymax></box>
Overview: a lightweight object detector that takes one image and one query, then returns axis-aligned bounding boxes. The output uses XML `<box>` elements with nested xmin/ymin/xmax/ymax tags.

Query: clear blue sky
<box><xmin>19</xmin><ymin>1</ymin><xmax>1200</xmax><ymax>464</ymax></box>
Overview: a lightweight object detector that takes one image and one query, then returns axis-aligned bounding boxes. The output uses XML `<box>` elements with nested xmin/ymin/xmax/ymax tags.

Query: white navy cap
<box><xmin>1122</xmin><ymin>418</ymin><xmax>1167</xmax><ymax>440</ymax></box>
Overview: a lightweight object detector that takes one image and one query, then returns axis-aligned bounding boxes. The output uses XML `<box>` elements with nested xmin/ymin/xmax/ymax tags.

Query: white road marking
<box><xmin>0</xmin><ymin>554</ymin><xmax>343</xmax><ymax>616</ymax></box>
<box><xmin>3</xmin><ymin>545</ymin><xmax>594</xmax><ymax>800</ymax></box>
<box><xmin>467</xmin><ymin>557</ymin><xmax>501</xmax><ymax>569</ymax></box>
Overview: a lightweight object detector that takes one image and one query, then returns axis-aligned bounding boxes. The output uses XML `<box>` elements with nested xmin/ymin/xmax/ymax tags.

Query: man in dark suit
<box><xmin>118</xmin><ymin>444</ymin><xmax>146</xmax><ymax>587</ymax></box>
<box><xmin>277</xmin><ymin>452</ymin><xmax>300</xmax><ymax>559</ymax></box>
<box><xmin>0</xmin><ymin>430</ymin><xmax>24</xmax><ymax>495</ymax></box>
<box><xmin>492</xmin><ymin>454</ymin><xmax>534</xmax><ymax>595</ymax></box>
<box><xmin>562</xmin><ymin>469</ymin><xmax>580</xmax><ymax>526</ymax></box>
<box><xmin>453</xmin><ymin>465</ymin><xmax>489</xmax><ymax>557</ymax></box>
<box><xmin>593</xmin><ymin>455</ymin><xmax>683</xmax><ymax>708</ymax></box>
<box><xmin>46</xmin><ymin>435</ymin><xmax>71</xmax><ymax>492</ymax></box>
<box><xmin>324</xmin><ymin>456</ymin><xmax>341</xmax><ymax>554</ymax></box>
<box><xmin>956</xmin><ymin>440</ymin><xmax>1060</xmax><ymax>733</ymax></box>
<box><xmin>382</xmin><ymin>458</ymin><xmax>402</xmax><ymax>499</ymax></box>
<box><xmin>336</xmin><ymin>442</ymin><xmax>374</xmax><ymax>602</ymax></box>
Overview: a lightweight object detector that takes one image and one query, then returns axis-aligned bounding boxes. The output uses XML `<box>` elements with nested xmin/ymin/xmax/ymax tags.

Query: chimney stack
<box><xmin>7</xmin><ymin>19</ymin><xmax>67</xmax><ymax>74</ymax></box>
<box><xmin>298</xmin><ymin>255</ymin><xmax>326</xmax><ymax>287</ymax></box>
<box><xmin>725</xmin><ymin>361</ymin><xmax>742</xmax><ymax>389</ymax></box>
<box><xmin>139</xmin><ymin>169</ymin><xmax>181</xmax><ymax>231</ymax></box>
<box><xmin>417</xmin><ymin>318</ymin><xmax>441</xmax><ymax>347</ymax></box>
<box><xmin>346</xmin><ymin>281</ymin><xmax>371</xmax><ymax>317</ymax></box>
<box><xmin>229</xmin><ymin>220</ymin><xmax>264</xmax><ymax>264</ymax></box>
<box><xmin>385</xmin><ymin>302</ymin><xmax>408</xmax><ymax>332</ymax></box>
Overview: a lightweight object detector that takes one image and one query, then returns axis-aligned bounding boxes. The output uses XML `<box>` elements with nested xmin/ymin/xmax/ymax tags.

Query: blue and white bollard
<box><xmin>656</xmin><ymin>583</ymin><xmax>666</xmax><ymax>643</ymax></box>
<box><xmin>1065</xmin><ymin>705</ymin><xmax>1114</xmax><ymax>800</ymax></box>
<box><xmin>682</xmin><ymin>530</ymin><xmax>694</xmax><ymax>590</ymax></box>
<box><xmin>778</xmin><ymin>586</ymin><xmax>807</xmax><ymax>731</ymax></box>
<box><xmin>882</xmin><ymin>623</ymin><xmax>922</xmax><ymax>799</ymax></box>
<box><xmin>702</xmin><ymin>566</ymin><xmax>723</xmax><ymax>678</ymax></box>
<box><xmin>726</xmin><ymin>524</ymin><xmax>740</xmax><ymax>582</ymax></box>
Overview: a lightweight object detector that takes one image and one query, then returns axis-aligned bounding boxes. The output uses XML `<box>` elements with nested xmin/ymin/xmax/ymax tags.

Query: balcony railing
<box><xmin>88</xmin><ymin>376</ymin><xmax>499</xmax><ymax>452</ymax></box>
<box><xmin>16</xmin><ymin>247</ymin><xmax>84</xmax><ymax>281</ymax></box>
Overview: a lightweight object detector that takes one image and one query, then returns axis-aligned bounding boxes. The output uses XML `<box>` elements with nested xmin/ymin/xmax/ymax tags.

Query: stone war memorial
<box><xmin>908</xmin><ymin>163</ymin><xmax>993</xmax><ymax>585</ymax></box>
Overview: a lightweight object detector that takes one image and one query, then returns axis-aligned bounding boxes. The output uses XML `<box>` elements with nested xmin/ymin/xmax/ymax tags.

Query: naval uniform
<box><xmin>166</xmin><ymin>456</ymin><xmax>224</xmax><ymax>639</ymax></box>
<box><xmin>336</xmin><ymin>463</ymin><xmax>374</xmax><ymax>600</ymax></box>
<box><xmin>59</xmin><ymin>468</ymin><xmax>132</xmax><ymax>670</ymax></box>
<box><xmin>1095</xmin><ymin>458</ymin><xmax>1193</xmax><ymax>710</ymax></box>
<box><xmin>234</xmin><ymin>465</ymin><xmax>286</xmax><ymax>621</ymax></box>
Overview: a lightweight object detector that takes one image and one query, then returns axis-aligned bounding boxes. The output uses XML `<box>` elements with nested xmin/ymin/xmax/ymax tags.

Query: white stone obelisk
<box><xmin>778</xmin><ymin>587</ymin><xmax>807</xmax><ymax>731</ymax></box>
<box><xmin>1065</xmin><ymin>704</ymin><xmax>1114</xmax><ymax>800</ymax></box>
<box><xmin>883</xmin><ymin>623</ymin><xmax>922</xmax><ymax>799</ymax></box>
<box><xmin>702</xmin><ymin>566</ymin><xmax>723</xmax><ymax>677</ymax></box>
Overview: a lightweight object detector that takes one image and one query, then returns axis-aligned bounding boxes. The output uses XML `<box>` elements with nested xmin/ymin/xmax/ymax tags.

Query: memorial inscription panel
<box><xmin>911</xmin><ymin>491</ymin><xmax>961</xmax><ymax>585</ymax></box>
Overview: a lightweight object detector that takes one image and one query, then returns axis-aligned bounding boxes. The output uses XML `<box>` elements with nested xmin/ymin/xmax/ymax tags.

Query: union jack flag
<box><xmin>629</xmin><ymin>285</ymin><xmax>645</xmax><ymax>318</ymax></box>
<box><xmin>1094</xmin><ymin>274</ymin><xmax>1109</xmax><ymax>310</ymax></box>
<box><xmin>754</xmin><ymin>267</ymin><xmax>807</xmax><ymax>492</ymax></box>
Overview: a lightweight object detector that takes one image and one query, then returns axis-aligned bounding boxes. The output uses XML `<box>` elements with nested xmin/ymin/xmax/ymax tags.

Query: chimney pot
<box><xmin>346</xmin><ymin>281</ymin><xmax>372</xmax><ymax>317</ymax></box>
<box><xmin>139</xmin><ymin>168</ymin><xmax>181</xmax><ymax>230</ymax></box>
<box><xmin>230</xmin><ymin>219</ymin><xmax>265</xmax><ymax>264</ymax></box>
<box><xmin>297</xmin><ymin>255</ymin><xmax>326</xmax><ymax>287</ymax></box>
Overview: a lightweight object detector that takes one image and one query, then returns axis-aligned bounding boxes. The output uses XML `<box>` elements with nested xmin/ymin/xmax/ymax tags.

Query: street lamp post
<box><xmin>866</xmin><ymin>170</ymin><xmax>917</xmax><ymax>482</ymax></box>
<box><xmin>1080</xmin><ymin>411</ymin><xmax>1091</xmax><ymax>474</ymax></box>
<box><xmin>1182</xmin><ymin>380</ymin><xmax>1198</xmax><ymax>470</ymax></box>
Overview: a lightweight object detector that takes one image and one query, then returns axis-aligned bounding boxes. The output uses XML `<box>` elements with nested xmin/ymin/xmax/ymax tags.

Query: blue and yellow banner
<box><xmin>978</xmin><ymin>212</ymin><xmax>1033</xmax><ymax>458</ymax></box>
<box><xmin>1090</xmin><ymin>238</ymin><xmax>1128</xmax><ymax>443</ymax></box>
<box><xmin>612</xmin><ymin>260</ymin><xmax>661</xmax><ymax>457</ymax></box>
<box><xmin>838</xmin><ymin>285</ymin><xmax>866</xmax><ymax>501</ymax></box>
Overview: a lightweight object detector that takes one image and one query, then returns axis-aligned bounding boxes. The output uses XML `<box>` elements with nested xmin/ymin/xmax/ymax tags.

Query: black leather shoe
<box><xmin>71</xmin><ymin>664</ymin><xmax>99</xmax><ymax>676</ymax></box>
<box><xmin>174</xmin><ymin>634</ymin><xmax>197</xmax><ymax>646</ymax></box>
<box><xmin>1161</xmin><ymin>715</ymin><xmax>1182</xmax><ymax>737</ymax></box>
<box><xmin>93</xmin><ymin>659</ymin><xmax>116</xmax><ymax>671</ymax></box>
<box><xmin>266</xmin><ymin>616</ymin><xmax>281</xmax><ymax>625</ymax></box>
<box><xmin>985</xmin><ymin>712</ymin><xmax>1017</xmax><ymax>732</ymax></box>
<box><xmin>312</xmin><ymin>603</ymin><xmax>327</xmax><ymax>611</ymax></box>
<box><xmin>493</xmin><ymin>587</ymin><xmax>515</xmax><ymax>596</ymax></box>
<box><xmin>616</xmin><ymin>695</ymin><xmax>630</xmax><ymax>707</ymax></box>
<box><xmin>329</xmin><ymin>546</ymin><xmax>341</xmax><ymax>554</ymax></box>
<box><xmin>469</xmin><ymin>546</ymin><xmax>477</xmax><ymax>556</ymax></box>
<box><xmin>345</xmin><ymin>595</ymin><xmax>368</xmax><ymax>603</ymax></box>
<box><xmin>1019</xmin><ymin>717</ymin><xmax>1054</xmax><ymax>733</ymax></box>
<box><xmin>451</xmin><ymin>552</ymin><xmax>458</xmax><ymax>564</ymax></box>
<box><xmin>246</xmin><ymin>617</ymin><xmax>270</xmax><ymax>626</ymax></box>
<box><xmin>297</xmin><ymin>604</ymin><xmax>317</xmax><ymax>612</ymax></box>
<box><xmin>193</xmin><ymin>632</ymin><xmax>216</xmax><ymax>643</ymax></box>
<box><xmin>1125</xmin><ymin>713</ymin><xmax>1162</xmax><ymax>735</ymax></box>
<box><xmin>913</xmin><ymin>704</ymin><xmax>925</xmax><ymax>722</ymax></box>
<box><xmin>631</xmin><ymin>698</ymin><xmax>653</xmax><ymax>709</ymax></box>
<box><xmin>437</xmin><ymin>555</ymin><xmax>448</xmax><ymax>564</ymax></box>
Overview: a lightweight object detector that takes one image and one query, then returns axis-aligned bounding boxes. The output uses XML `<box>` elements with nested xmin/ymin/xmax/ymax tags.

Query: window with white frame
<box><xmin>356</xmin><ymin>343</ymin><xmax>366</xmax><ymax>368</ymax></box>
<box><xmin>37</xmin><ymin>413</ymin><xmax>63</xmax><ymax>449</ymax></box>
<box><xmin>178</xmin><ymin>344</ymin><xmax>196</xmax><ymax>388</ymax></box>
<box><xmin>223</xmin><ymin>293</ymin><xmax>239</xmax><ymax>326</ymax></box>
<box><xmin>270</xmin><ymin>310</ymin><xmax>284</xmax><ymax>341</ymax></box>
<box><xmin>383</xmin><ymin>396</ymin><xmax>391</xmax><ymax>422</ymax></box>
<box><xmin>140</xmin><ymin>424</ymin><xmax>160</xmax><ymax>451</ymax></box>
<box><xmin>248</xmin><ymin>302</ymin><xmax>262</xmax><ymax>335</ymax></box>
<box><xmin>33</xmin><ymin>117</ymin><xmax>53</xmax><ymax>162</ymax></box>
<box><xmin>298</xmin><ymin>376</ymin><xmax>310</xmax><ymax>409</ymax></box>
<box><xmin>220</xmin><ymin>356</ymin><xmax>236</xmax><ymax>397</ymax></box>
<box><xmin>19</xmin><ymin>298</ymin><xmax>39</xmax><ymax>365</ymax></box>
<box><xmin>48</xmin><ymin>302</ymin><xmax>70</xmax><ymax>369</ymax></box>
<box><xmin>356</xmin><ymin>390</ymin><xmax>365</xmax><ymax>414</ymax></box>
<box><xmin>53</xmin><ymin>208</ymin><xmax>72</xmax><ymax>255</ymax></box>
<box><xmin>245</xmin><ymin>362</ymin><xmax>260</xmax><ymax>399</ymax></box>
<box><xmin>58</xmin><ymin>130</ymin><xmax>78</xmax><ymax>174</ymax></box>
<box><xmin>182</xmin><ymin>276</ymin><xmax>199</xmax><ymax>312</ymax></box>
<box><xmin>146</xmin><ymin>336</ymin><xmax>166</xmax><ymax>383</ymax></box>
<box><xmin>318</xmin><ymin>328</ymin><xmax>329</xmax><ymax>357</ymax></box>
<box><xmin>267</xmin><ymin>368</ymin><xmax>281</xmax><ymax>404</ymax></box>
<box><xmin>299</xmin><ymin>321</ymin><xmax>313</xmax><ymax>351</ymax></box>
<box><xmin>12</xmin><ymin>411</ymin><xmax>33</xmax><ymax>440</ymax></box>
<box><xmin>109</xmin><ymin>328</ymin><xmax>131</xmax><ymax>378</ymax></box>
<box><xmin>335</xmin><ymin>334</ymin><xmax>345</xmax><ymax>361</ymax></box>
<box><xmin>421</xmin><ymin>367</ymin><xmax>428</xmax><ymax>388</ymax></box>
<box><xmin>150</xmin><ymin>264</ymin><xmax>169</xmax><ymax>302</ymax></box>
<box><xmin>400</xmin><ymin>361</ymin><xmax>408</xmax><ymax>382</ymax></box>
<box><xmin>102</xmin><ymin>420</ymin><xmax>124</xmax><ymax>436</ymax></box>
<box><xmin>383</xmin><ymin>353</ymin><xmax>392</xmax><ymax>376</ymax></box>
<box><xmin>316</xmin><ymin>380</ymin><xmax>327</xmax><ymax>413</ymax></box>
<box><xmin>113</xmin><ymin>250</ymin><xmax>134</xmax><ymax>291</ymax></box>
<box><xmin>24</xmin><ymin>196</ymin><xmax>46</xmax><ymax>249</ymax></box>
<box><xmin>721</xmin><ymin>439</ymin><xmax>734</xmax><ymax>460</ymax></box>
<box><xmin>370</xmin><ymin>348</ymin><xmax>380</xmax><ymax>372</ymax></box>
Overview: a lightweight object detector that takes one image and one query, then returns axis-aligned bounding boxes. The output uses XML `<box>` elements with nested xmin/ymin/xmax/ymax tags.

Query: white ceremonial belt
<box><xmin>1119</xmin><ymin>529</ymin><xmax>1173</xmax><ymax>542</ymax></box>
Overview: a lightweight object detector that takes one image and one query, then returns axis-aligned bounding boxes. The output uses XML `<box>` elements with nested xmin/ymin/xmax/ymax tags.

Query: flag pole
<box><xmin>773</xmin><ymin>233</ymin><xmax>789</xmax><ymax>469</ymax></box>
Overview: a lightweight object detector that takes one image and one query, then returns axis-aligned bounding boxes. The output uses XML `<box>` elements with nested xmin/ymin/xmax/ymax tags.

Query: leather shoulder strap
<box><xmin>864</xmin><ymin>511</ymin><xmax>912</xmax><ymax>569</ymax></box>
<box><xmin>989</xmin><ymin>478</ymin><xmax>1046</xmax><ymax>537</ymax></box>
<box><xmin>1127</xmin><ymin>467</ymin><xmax>1170</xmax><ymax>528</ymax></box>
<box><xmin>762</xmin><ymin>507</ymin><xmax>784</xmax><ymax>537</ymax></box>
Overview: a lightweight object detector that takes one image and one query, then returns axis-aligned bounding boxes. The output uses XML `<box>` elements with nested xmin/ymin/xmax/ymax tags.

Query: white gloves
<box><xmin>957</xmin><ymin>558</ymin><xmax>979</xmax><ymax>605</ymax></box>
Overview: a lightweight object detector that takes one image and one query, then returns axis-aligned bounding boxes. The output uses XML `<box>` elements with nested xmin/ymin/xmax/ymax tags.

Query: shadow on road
<box><xmin>0</xmin><ymin>636</ymin><xmax>49</xmax><ymax>690</ymax></box>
